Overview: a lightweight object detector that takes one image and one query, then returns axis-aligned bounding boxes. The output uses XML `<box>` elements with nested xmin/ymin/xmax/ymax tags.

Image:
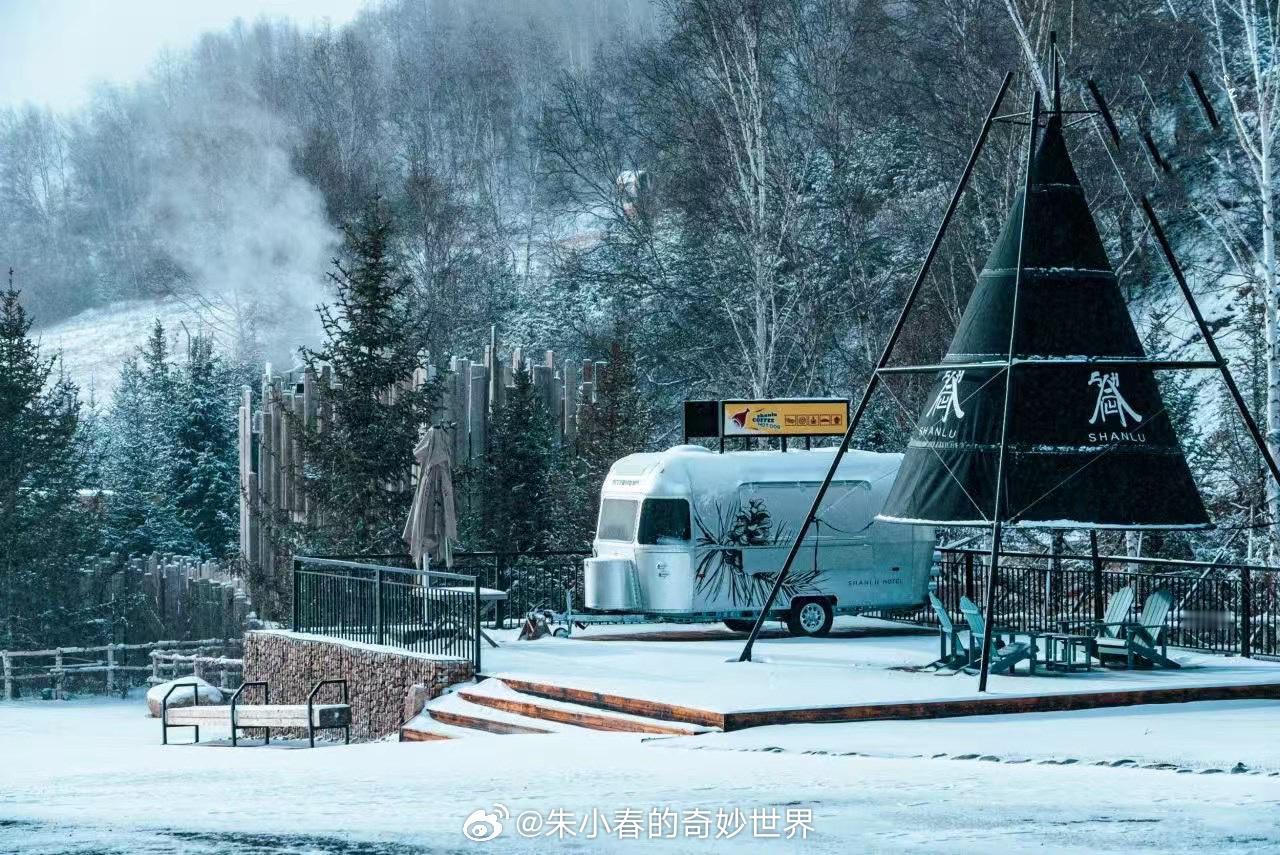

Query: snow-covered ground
<box><xmin>671</xmin><ymin>699</ymin><xmax>1280</xmax><ymax>773</ymax></box>
<box><xmin>6</xmin><ymin>619</ymin><xmax>1280</xmax><ymax>854</ymax></box>
<box><xmin>2</xmin><ymin>695</ymin><xmax>1280</xmax><ymax>854</ymax></box>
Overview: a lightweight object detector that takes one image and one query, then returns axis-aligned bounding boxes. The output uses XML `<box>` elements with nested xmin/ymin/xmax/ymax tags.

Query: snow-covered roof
<box><xmin>603</xmin><ymin>445</ymin><xmax>902</xmax><ymax>499</ymax></box>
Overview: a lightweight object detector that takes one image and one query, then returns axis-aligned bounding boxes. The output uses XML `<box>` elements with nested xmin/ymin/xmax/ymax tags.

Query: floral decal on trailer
<box><xmin>691</xmin><ymin>495</ymin><xmax>825</xmax><ymax>607</ymax></box>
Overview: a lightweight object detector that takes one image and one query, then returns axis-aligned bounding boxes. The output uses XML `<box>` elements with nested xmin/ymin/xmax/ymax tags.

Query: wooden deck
<box><xmin>482</xmin><ymin>675</ymin><xmax>1280</xmax><ymax>733</ymax></box>
<box><xmin>402</xmin><ymin>631</ymin><xmax>1280</xmax><ymax>741</ymax></box>
<box><xmin>719</xmin><ymin>679</ymin><xmax>1280</xmax><ymax>730</ymax></box>
<box><xmin>400</xmin><ymin>727</ymin><xmax>452</xmax><ymax>742</ymax></box>
<box><xmin>400</xmin><ymin>677</ymin><xmax>718</xmax><ymax>741</ymax></box>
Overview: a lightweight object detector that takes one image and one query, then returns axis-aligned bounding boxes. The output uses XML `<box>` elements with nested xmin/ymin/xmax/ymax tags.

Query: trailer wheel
<box><xmin>722</xmin><ymin>619</ymin><xmax>756</xmax><ymax>633</ymax></box>
<box><xmin>786</xmin><ymin>599</ymin><xmax>833</xmax><ymax>637</ymax></box>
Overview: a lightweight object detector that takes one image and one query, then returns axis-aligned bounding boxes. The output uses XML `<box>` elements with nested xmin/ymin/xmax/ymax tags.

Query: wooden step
<box><xmin>496</xmin><ymin>677</ymin><xmax>724</xmax><ymax>729</ymax></box>
<box><xmin>400</xmin><ymin>715</ymin><xmax>488</xmax><ymax>742</ymax></box>
<box><xmin>421</xmin><ymin>693</ymin><xmax>559</xmax><ymax>736</ymax></box>
<box><xmin>427</xmin><ymin>707</ymin><xmax>551</xmax><ymax>735</ymax></box>
<box><xmin>460</xmin><ymin>681</ymin><xmax>711</xmax><ymax>736</ymax></box>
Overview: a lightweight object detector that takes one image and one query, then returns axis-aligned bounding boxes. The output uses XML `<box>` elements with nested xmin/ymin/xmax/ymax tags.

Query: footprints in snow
<box><xmin>693</xmin><ymin>743</ymin><xmax>1270</xmax><ymax>776</ymax></box>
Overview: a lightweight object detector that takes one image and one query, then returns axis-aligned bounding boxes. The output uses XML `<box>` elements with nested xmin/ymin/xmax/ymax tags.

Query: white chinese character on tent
<box><xmin>929</xmin><ymin>370</ymin><xmax>966</xmax><ymax>422</ymax></box>
<box><xmin>1088</xmin><ymin>371</ymin><xmax>1142</xmax><ymax>427</ymax></box>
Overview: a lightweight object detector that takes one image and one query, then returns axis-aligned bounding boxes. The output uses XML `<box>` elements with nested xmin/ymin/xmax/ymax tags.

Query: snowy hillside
<box><xmin>32</xmin><ymin>296</ymin><xmax>318</xmax><ymax>401</ymax></box>
<box><xmin>33</xmin><ymin>298</ymin><xmax>226</xmax><ymax>401</ymax></box>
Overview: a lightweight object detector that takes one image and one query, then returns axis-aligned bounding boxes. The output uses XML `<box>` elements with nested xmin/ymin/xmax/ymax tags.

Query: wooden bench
<box><xmin>162</xmin><ymin>679</ymin><xmax>351</xmax><ymax>747</ymax></box>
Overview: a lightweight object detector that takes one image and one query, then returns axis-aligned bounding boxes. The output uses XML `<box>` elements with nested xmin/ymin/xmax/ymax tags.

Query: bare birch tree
<box><xmin>669</xmin><ymin>0</ymin><xmax>808</xmax><ymax>397</ymax></box>
<box><xmin>1001</xmin><ymin>0</ymin><xmax>1052</xmax><ymax>102</ymax></box>
<box><xmin>1205</xmin><ymin>0</ymin><xmax>1280</xmax><ymax>541</ymax></box>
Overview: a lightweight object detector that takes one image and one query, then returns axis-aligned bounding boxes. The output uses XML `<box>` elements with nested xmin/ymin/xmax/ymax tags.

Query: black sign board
<box><xmin>682</xmin><ymin>400</ymin><xmax>721</xmax><ymax>441</ymax></box>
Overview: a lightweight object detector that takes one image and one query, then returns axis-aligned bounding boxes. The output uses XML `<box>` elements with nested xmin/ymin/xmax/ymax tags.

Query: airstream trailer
<box><xmin>584</xmin><ymin>445</ymin><xmax>936</xmax><ymax>636</ymax></box>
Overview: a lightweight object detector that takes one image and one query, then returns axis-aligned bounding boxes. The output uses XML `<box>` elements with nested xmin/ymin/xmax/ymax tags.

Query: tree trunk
<box><xmin>1262</xmin><ymin>146</ymin><xmax>1278</xmax><ymax>555</ymax></box>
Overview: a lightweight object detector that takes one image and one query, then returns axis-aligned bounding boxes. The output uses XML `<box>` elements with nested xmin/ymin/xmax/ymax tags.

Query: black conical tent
<box><xmin>878</xmin><ymin>116</ymin><xmax>1209</xmax><ymax>529</ymax></box>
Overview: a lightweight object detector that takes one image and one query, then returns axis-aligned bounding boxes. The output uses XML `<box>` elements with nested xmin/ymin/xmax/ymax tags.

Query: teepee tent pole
<box><xmin>1140</xmin><ymin>197</ymin><xmax>1280</xmax><ymax>494</ymax></box>
<box><xmin>737</xmin><ymin>71</ymin><xmax>1015</xmax><ymax>663</ymax></box>
<box><xmin>1050</xmin><ymin>32</ymin><xmax>1061</xmax><ymax>116</ymax></box>
<box><xmin>977</xmin><ymin>89</ymin><xmax>1042</xmax><ymax>693</ymax></box>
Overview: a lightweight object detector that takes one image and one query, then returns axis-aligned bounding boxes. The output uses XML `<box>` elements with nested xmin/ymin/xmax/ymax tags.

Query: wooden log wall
<box><xmin>1</xmin><ymin>549</ymin><xmax>252</xmax><ymax>699</ymax></box>
<box><xmin>239</xmin><ymin>328</ymin><xmax>607</xmax><ymax>569</ymax></box>
<box><xmin>105</xmin><ymin>553</ymin><xmax>254</xmax><ymax>642</ymax></box>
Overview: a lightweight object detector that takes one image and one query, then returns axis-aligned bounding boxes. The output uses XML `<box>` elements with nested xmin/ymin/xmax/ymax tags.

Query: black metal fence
<box><xmin>889</xmin><ymin>548</ymin><xmax>1280</xmax><ymax>659</ymax></box>
<box><xmin>292</xmin><ymin>557</ymin><xmax>482</xmax><ymax>672</ymax></box>
<box><xmin>448</xmin><ymin>550</ymin><xmax>590</xmax><ymax>626</ymax></box>
<box><xmin>291</xmin><ymin>547</ymin><xmax>1279</xmax><ymax>661</ymax></box>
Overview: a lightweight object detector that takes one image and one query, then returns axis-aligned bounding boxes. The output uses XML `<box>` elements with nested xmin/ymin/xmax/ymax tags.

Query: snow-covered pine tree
<box><xmin>0</xmin><ymin>275</ymin><xmax>90</xmax><ymax>648</ymax></box>
<box><xmin>475</xmin><ymin>367</ymin><xmax>557</xmax><ymax>553</ymax></box>
<box><xmin>173</xmin><ymin>333</ymin><xmax>240</xmax><ymax>558</ymax></box>
<box><xmin>102</xmin><ymin>357</ymin><xmax>151</xmax><ymax>553</ymax></box>
<box><xmin>102</xmin><ymin>322</ymin><xmax>191</xmax><ymax>554</ymax></box>
<box><xmin>75</xmin><ymin>394</ymin><xmax>108</xmax><ymax>501</ymax></box>
<box><xmin>138</xmin><ymin>321</ymin><xmax>190</xmax><ymax>549</ymax></box>
<box><xmin>560</xmin><ymin>338</ymin><xmax>652</xmax><ymax>546</ymax></box>
<box><xmin>294</xmin><ymin>203</ymin><xmax>435</xmax><ymax>555</ymax></box>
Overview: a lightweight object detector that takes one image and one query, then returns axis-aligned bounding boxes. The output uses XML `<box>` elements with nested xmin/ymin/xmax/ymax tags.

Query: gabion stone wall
<box><xmin>243</xmin><ymin>630</ymin><xmax>473</xmax><ymax>741</ymax></box>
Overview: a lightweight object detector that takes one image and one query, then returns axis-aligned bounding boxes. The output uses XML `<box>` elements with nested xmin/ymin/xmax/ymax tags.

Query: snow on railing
<box><xmin>148</xmin><ymin>648</ymin><xmax>244</xmax><ymax>689</ymax></box>
<box><xmin>0</xmin><ymin>637</ymin><xmax>240</xmax><ymax>700</ymax></box>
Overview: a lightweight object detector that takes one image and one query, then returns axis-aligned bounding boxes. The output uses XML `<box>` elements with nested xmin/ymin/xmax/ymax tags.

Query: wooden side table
<box><xmin>1038</xmin><ymin>633</ymin><xmax>1094</xmax><ymax>672</ymax></box>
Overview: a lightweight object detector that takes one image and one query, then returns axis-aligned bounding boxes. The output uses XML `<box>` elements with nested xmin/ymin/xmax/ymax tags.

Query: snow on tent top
<box><xmin>878</xmin><ymin>116</ymin><xmax>1209</xmax><ymax>529</ymax></box>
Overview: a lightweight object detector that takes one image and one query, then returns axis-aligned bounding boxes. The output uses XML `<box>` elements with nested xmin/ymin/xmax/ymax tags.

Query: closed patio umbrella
<box><xmin>402</xmin><ymin>427</ymin><xmax>458</xmax><ymax>568</ymax></box>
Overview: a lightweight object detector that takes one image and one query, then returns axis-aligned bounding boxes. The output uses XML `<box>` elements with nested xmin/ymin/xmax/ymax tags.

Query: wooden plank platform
<box><xmin>581</xmin><ymin>626</ymin><xmax>933</xmax><ymax>643</ymax></box>
<box><xmin>731</xmin><ymin>680</ymin><xmax>1280</xmax><ymax>730</ymax></box>
<box><xmin>495</xmin><ymin>677</ymin><xmax>1280</xmax><ymax>732</ymax></box>
<box><xmin>398</xmin><ymin>717</ymin><xmax>484</xmax><ymax>742</ymax></box>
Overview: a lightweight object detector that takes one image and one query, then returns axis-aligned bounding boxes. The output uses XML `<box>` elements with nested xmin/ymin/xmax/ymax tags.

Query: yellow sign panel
<box><xmin>721</xmin><ymin>400</ymin><xmax>849</xmax><ymax>437</ymax></box>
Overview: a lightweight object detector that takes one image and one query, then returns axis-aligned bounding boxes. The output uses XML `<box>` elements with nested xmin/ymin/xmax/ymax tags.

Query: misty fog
<box><xmin>2</xmin><ymin>0</ymin><xmax>659</xmax><ymax>370</ymax></box>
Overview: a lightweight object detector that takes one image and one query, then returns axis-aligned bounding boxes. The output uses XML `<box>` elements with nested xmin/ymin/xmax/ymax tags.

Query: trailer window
<box><xmin>738</xmin><ymin>480</ymin><xmax>872</xmax><ymax>535</ymax></box>
<box><xmin>597</xmin><ymin>499</ymin><xmax>640</xmax><ymax>541</ymax></box>
<box><xmin>638</xmin><ymin>498</ymin><xmax>691</xmax><ymax>545</ymax></box>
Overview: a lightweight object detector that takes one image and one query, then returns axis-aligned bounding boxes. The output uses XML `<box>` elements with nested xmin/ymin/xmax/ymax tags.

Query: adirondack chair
<box><xmin>1038</xmin><ymin>585</ymin><xmax>1136</xmax><ymax>670</ymax></box>
<box><xmin>957</xmin><ymin>596</ymin><xmax>1037</xmax><ymax>675</ymax></box>
<box><xmin>924</xmin><ymin>593</ymin><xmax>971</xmax><ymax>671</ymax></box>
<box><xmin>1093</xmin><ymin>587</ymin><xmax>1180</xmax><ymax>669</ymax></box>
<box><xmin>1055</xmin><ymin>584</ymin><xmax>1136</xmax><ymax>642</ymax></box>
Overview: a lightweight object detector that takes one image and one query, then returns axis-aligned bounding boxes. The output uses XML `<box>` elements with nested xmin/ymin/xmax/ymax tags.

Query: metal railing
<box><xmin>292</xmin><ymin>557</ymin><xmax>481</xmax><ymax>672</ymax></box>
<box><xmin>882</xmin><ymin>547</ymin><xmax>1280</xmax><ymax>659</ymax></box>
<box><xmin>448</xmin><ymin>550</ymin><xmax>590</xmax><ymax>626</ymax></box>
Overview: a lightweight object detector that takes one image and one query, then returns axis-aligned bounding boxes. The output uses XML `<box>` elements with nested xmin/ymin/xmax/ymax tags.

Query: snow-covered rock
<box><xmin>145</xmin><ymin>677</ymin><xmax>225</xmax><ymax>718</ymax></box>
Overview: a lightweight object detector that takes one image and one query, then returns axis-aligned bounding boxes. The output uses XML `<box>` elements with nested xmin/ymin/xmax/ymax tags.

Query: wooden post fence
<box><xmin>1</xmin><ymin>638</ymin><xmax>239</xmax><ymax>700</ymax></box>
<box><xmin>239</xmin><ymin>329</ymin><xmax>610</xmax><ymax>581</ymax></box>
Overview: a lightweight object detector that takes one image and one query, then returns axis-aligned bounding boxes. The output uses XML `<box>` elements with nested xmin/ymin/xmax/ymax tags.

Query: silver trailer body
<box><xmin>585</xmin><ymin>445</ymin><xmax>935</xmax><ymax>620</ymax></box>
